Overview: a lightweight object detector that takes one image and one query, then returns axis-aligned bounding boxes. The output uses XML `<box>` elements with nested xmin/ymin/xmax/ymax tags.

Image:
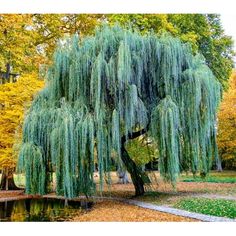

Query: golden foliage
<box><xmin>0</xmin><ymin>14</ymin><xmax>42</xmax><ymax>73</ymax></box>
<box><xmin>71</xmin><ymin>200</ymin><xmax>196</xmax><ymax>222</ymax></box>
<box><xmin>0</xmin><ymin>14</ymin><xmax>102</xmax><ymax>74</ymax></box>
<box><xmin>0</xmin><ymin>74</ymin><xmax>44</xmax><ymax>169</ymax></box>
<box><xmin>217</xmin><ymin>72</ymin><xmax>236</xmax><ymax>167</ymax></box>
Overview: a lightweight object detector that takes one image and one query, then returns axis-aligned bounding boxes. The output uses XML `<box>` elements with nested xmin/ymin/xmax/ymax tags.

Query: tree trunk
<box><xmin>120</xmin><ymin>145</ymin><xmax>145</xmax><ymax>196</ymax></box>
<box><xmin>0</xmin><ymin>168</ymin><xmax>20</xmax><ymax>190</ymax></box>
<box><xmin>120</xmin><ymin>128</ymin><xmax>151</xmax><ymax>196</ymax></box>
<box><xmin>216</xmin><ymin>150</ymin><xmax>223</xmax><ymax>172</ymax></box>
<box><xmin>216</xmin><ymin>160</ymin><xmax>223</xmax><ymax>172</ymax></box>
<box><xmin>117</xmin><ymin>168</ymin><xmax>129</xmax><ymax>184</ymax></box>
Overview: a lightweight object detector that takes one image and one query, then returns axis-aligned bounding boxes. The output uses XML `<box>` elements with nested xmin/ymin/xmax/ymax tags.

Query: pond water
<box><xmin>0</xmin><ymin>198</ymin><xmax>93</xmax><ymax>222</ymax></box>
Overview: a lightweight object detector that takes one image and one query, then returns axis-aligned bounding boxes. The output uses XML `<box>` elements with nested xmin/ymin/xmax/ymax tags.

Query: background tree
<box><xmin>18</xmin><ymin>25</ymin><xmax>221</xmax><ymax>197</ymax></box>
<box><xmin>168</xmin><ymin>14</ymin><xmax>235</xmax><ymax>90</ymax></box>
<box><xmin>31</xmin><ymin>14</ymin><xmax>102</xmax><ymax>64</ymax></box>
<box><xmin>0</xmin><ymin>14</ymin><xmax>102</xmax><ymax>74</ymax></box>
<box><xmin>217</xmin><ymin>72</ymin><xmax>236</xmax><ymax>169</ymax></box>
<box><xmin>0</xmin><ymin>14</ymin><xmax>41</xmax><ymax>73</ymax></box>
<box><xmin>0</xmin><ymin>73</ymin><xmax>44</xmax><ymax>190</ymax></box>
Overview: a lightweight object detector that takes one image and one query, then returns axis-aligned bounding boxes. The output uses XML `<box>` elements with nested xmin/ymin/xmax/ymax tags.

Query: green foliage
<box><xmin>151</xmin><ymin>96</ymin><xmax>181</xmax><ymax>183</ymax></box>
<box><xmin>108</xmin><ymin>14</ymin><xmax>177</xmax><ymax>35</ymax></box>
<box><xmin>174</xmin><ymin>198</ymin><xmax>236</xmax><ymax>219</ymax></box>
<box><xmin>18</xmin><ymin>143</ymin><xmax>46</xmax><ymax>194</ymax></box>
<box><xmin>125</xmin><ymin>135</ymin><xmax>158</xmax><ymax>166</ymax></box>
<box><xmin>108</xmin><ymin>14</ymin><xmax>235</xmax><ymax>89</ymax></box>
<box><xmin>18</xmin><ymin>25</ymin><xmax>221</xmax><ymax>198</ymax></box>
<box><xmin>168</xmin><ymin>14</ymin><xmax>235</xmax><ymax>90</ymax></box>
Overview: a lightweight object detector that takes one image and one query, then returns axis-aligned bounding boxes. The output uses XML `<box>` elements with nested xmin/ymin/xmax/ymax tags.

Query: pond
<box><xmin>0</xmin><ymin>198</ymin><xmax>93</xmax><ymax>222</ymax></box>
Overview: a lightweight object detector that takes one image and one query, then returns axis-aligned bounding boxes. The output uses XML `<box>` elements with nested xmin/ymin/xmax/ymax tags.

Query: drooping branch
<box><xmin>121</xmin><ymin>126</ymin><xmax>148</xmax><ymax>143</ymax></box>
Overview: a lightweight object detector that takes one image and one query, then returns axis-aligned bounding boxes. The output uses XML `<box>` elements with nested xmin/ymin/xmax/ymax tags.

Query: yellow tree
<box><xmin>0</xmin><ymin>14</ymin><xmax>102</xmax><ymax>76</ymax></box>
<box><xmin>0</xmin><ymin>74</ymin><xmax>44</xmax><ymax>189</ymax></box>
<box><xmin>0</xmin><ymin>14</ymin><xmax>43</xmax><ymax>74</ymax></box>
<box><xmin>217</xmin><ymin>72</ymin><xmax>236</xmax><ymax>169</ymax></box>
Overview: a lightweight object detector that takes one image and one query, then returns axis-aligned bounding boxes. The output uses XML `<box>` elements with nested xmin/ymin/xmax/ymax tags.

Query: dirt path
<box><xmin>0</xmin><ymin>190</ymin><xmax>27</xmax><ymax>202</ymax></box>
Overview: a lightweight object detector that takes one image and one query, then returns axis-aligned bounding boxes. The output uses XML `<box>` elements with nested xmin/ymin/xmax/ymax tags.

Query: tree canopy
<box><xmin>17</xmin><ymin>25</ymin><xmax>221</xmax><ymax>198</ymax></box>
<box><xmin>108</xmin><ymin>14</ymin><xmax>235</xmax><ymax>89</ymax></box>
<box><xmin>0</xmin><ymin>14</ymin><xmax>234</xmax><ymax>89</ymax></box>
<box><xmin>0</xmin><ymin>14</ymin><xmax>101</xmax><ymax>74</ymax></box>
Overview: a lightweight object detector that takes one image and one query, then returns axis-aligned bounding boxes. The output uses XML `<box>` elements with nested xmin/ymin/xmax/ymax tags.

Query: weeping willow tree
<box><xmin>17</xmin><ymin>25</ymin><xmax>221</xmax><ymax>198</ymax></box>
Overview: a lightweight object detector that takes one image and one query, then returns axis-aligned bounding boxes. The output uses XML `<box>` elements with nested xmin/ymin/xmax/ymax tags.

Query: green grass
<box><xmin>182</xmin><ymin>176</ymin><xmax>236</xmax><ymax>183</ymax></box>
<box><xmin>174</xmin><ymin>198</ymin><xmax>236</xmax><ymax>219</ymax></box>
<box><xmin>181</xmin><ymin>171</ymin><xmax>236</xmax><ymax>183</ymax></box>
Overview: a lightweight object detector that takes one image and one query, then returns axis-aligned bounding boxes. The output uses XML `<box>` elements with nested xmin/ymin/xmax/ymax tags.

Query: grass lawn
<box><xmin>180</xmin><ymin>171</ymin><xmax>236</xmax><ymax>183</ymax></box>
<box><xmin>174</xmin><ymin>198</ymin><xmax>236</xmax><ymax>219</ymax></box>
<box><xmin>181</xmin><ymin>176</ymin><xmax>236</xmax><ymax>183</ymax></box>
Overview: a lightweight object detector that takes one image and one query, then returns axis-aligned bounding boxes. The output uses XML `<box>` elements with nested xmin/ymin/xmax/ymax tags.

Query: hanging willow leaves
<box><xmin>17</xmin><ymin>25</ymin><xmax>221</xmax><ymax>198</ymax></box>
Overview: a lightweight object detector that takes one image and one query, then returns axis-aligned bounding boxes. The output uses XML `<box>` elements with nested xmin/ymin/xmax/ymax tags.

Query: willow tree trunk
<box><xmin>121</xmin><ymin>128</ymin><xmax>150</xmax><ymax>196</ymax></box>
<box><xmin>120</xmin><ymin>145</ymin><xmax>145</xmax><ymax>196</ymax></box>
<box><xmin>0</xmin><ymin>168</ymin><xmax>19</xmax><ymax>190</ymax></box>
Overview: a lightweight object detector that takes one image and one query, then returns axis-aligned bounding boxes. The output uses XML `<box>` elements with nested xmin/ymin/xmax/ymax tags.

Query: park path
<box><xmin>122</xmin><ymin>199</ymin><xmax>236</xmax><ymax>222</ymax></box>
<box><xmin>96</xmin><ymin>196</ymin><xmax>236</xmax><ymax>222</ymax></box>
<box><xmin>122</xmin><ymin>192</ymin><xmax>236</xmax><ymax>222</ymax></box>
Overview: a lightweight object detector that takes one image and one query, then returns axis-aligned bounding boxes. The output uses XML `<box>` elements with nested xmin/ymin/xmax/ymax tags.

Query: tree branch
<box><xmin>121</xmin><ymin>123</ymin><xmax>149</xmax><ymax>143</ymax></box>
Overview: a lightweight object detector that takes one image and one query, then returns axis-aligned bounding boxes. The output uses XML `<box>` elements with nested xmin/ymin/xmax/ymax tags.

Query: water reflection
<box><xmin>0</xmin><ymin>198</ymin><xmax>92</xmax><ymax>222</ymax></box>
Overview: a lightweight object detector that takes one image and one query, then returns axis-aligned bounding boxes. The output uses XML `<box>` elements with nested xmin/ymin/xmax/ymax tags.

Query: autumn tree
<box><xmin>0</xmin><ymin>14</ymin><xmax>42</xmax><ymax>74</ymax></box>
<box><xmin>31</xmin><ymin>14</ymin><xmax>102</xmax><ymax>64</ymax></box>
<box><xmin>18</xmin><ymin>26</ymin><xmax>220</xmax><ymax>197</ymax></box>
<box><xmin>0</xmin><ymin>74</ymin><xmax>44</xmax><ymax>190</ymax></box>
<box><xmin>0</xmin><ymin>14</ymin><xmax>103</xmax><ymax>75</ymax></box>
<box><xmin>217</xmin><ymin>72</ymin><xmax>236</xmax><ymax>169</ymax></box>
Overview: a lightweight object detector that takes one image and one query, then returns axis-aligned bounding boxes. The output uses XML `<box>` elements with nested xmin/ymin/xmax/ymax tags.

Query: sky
<box><xmin>220</xmin><ymin>14</ymin><xmax>236</xmax><ymax>65</ymax></box>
